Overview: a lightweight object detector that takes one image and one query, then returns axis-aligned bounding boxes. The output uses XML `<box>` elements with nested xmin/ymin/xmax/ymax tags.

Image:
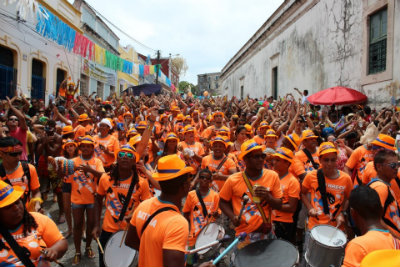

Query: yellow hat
<box><xmin>258</xmin><ymin>121</ymin><xmax>270</xmax><ymax>129</ymax></box>
<box><xmin>371</xmin><ymin>134</ymin><xmax>396</xmax><ymax>151</ymax></box>
<box><xmin>78</xmin><ymin>113</ymin><xmax>90</xmax><ymax>122</ymax></box>
<box><xmin>361</xmin><ymin>249</ymin><xmax>400</xmax><ymax>267</ymax></box>
<box><xmin>302</xmin><ymin>129</ymin><xmax>318</xmax><ymax>140</ymax></box>
<box><xmin>273</xmin><ymin>147</ymin><xmax>294</xmax><ymax>163</ymax></box>
<box><xmin>117</xmin><ymin>144</ymin><xmax>139</xmax><ymax>163</ymax></box>
<box><xmin>210</xmin><ymin>136</ymin><xmax>228</xmax><ymax>148</ymax></box>
<box><xmin>129</xmin><ymin>135</ymin><xmax>142</xmax><ymax>146</ymax></box>
<box><xmin>217</xmin><ymin>126</ymin><xmax>230</xmax><ymax>136</ymax></box>
<box><xmin>152</xmin><ymin>154</ymin><xmax>194</xmax><ymax>181</ymax></box>
<box><xmin>265</xmin><ymin>129</ymin><xmax>277</xmax><ymax>138</ymax></box>
<box><xmin>318</xmin><ymin>142</ymin><xmax>337</xmax><ymax>156</ymax></box>
<box><xmin>171</xmin><ymin>105</ymin><xmax>180</xmax><ymax>112</ymax></box>
<box><xmin>164</xmin><ymin>132</ymin><xmax>179</xmax><ymax>143</ymax></box>
<box><xmin>176</xmin><ymin>114</ymin><xmax>185</xmax><ymax>121</ymax></box>
<box><xmin>80</xmin><ymin>135</ymin><xmax>95</xmax><ymax>146</ymax></box>
<box><xmin>244</xmin><ymin>124</ymin><xmax>252</xmax><ymax>134</ymax></box>
<box><xmin>62</xmin><ymin>125</ymin><xmax>74</xmax><ymax>135</ymax></box>
<box><xmin>239</xmin><ymin>139</ymin><xmax>263</xmax><ymax>160</ymax></box>
<box><xmin>0</xmin><ymin>180</ymin><xmax>24</xmax><ymax>208</ymax></box>
<box><xmin>284</xmin><ymin>133</ymin><xmax>301</xmax><ymax>151</ymax></box>
<box><xmin>222</xmin><ymin>136</ymin><xmax>233</xmax><ymax>147</ymax></box>
<box><xmin>183</xmin><ymin>125</ymin><xmax>195</xmax><ymax>134</ymax></box>
<box><xmin>126</xmin><ymin>128</ymin><xmax>139</xmax><ymax>138</ymax></box>
<box><xmin>184</xmin><ymin>115</ymin><xmax>192</xmax><ymax>121</ymax></box>
<box><xmin>136</xmin><ymin>121</ymin><xmax>147</xmax><ymax>129</ymax></box>
<box><xmin>62</xmin><ymin>139</ymin><xmax>77</xmax><ymax>150</ymax></box>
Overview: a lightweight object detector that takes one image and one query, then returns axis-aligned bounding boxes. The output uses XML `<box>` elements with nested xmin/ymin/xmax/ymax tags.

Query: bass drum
<box><xmin>104</xmin><ymin>231</ymin><xmax>138</xmax><ymax>267</ymax></box>
<box><xmin>234</xmin><ymin>239</ymin><xmax>299</xmax><ymax>267</ymax></box>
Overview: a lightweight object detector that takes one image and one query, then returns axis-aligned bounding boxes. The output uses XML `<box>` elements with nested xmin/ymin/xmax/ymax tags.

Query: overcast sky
<box><xmin>74</xmin><ymin>0</ymin><xmax>284</xmax><ymax>84</ymax></box>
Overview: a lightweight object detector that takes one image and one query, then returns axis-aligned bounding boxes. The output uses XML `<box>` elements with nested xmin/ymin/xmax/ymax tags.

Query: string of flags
<box><xmin>35</xmin><ymin>5</ymin><xmax>175</xmax><ymax>90</ymax></box>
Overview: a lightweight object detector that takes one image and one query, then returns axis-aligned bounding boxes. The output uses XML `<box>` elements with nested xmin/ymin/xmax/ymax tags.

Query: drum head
<box><xmin>310</xmin><ymin>225</ymin><xmax>346</xmax><ymax>247</ymax></box>
<box><xmin>104</xmin><ymin>231</ymin><xmax>137</xmax><ymax>267</ymax></box>
<box><xmin>235</xmin><ymin>239</ymin><xmax>298</xmax><ymax>267</ymax></box>
<box><xmin>195</xmin><ymin>223</ymin><xmax>224</xmax><ymax>255</ymax></box>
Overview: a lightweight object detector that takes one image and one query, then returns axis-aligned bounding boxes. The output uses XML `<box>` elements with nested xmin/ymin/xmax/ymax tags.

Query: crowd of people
<box><xmin>0</xmin><ymin>87</ymin><xmax>400</xmax><ymax>267</ymax></box>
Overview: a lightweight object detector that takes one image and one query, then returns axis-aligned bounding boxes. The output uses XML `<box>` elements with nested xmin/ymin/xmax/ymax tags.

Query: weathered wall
<box><xmin>220</xmin><ymin>0</ymin><xmax>399</xmax><ymax>108</ymax></box>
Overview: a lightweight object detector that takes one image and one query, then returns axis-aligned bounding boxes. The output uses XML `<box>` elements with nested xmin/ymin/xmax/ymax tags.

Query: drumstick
<box><xmin>327</xmin><ymin>224</ymin><xmax>340</xmax><ymax>244</ymax></box>
<box><xmin>96</xmin><ymin>237</ymin><xmax>104</xmax><ymax>254</ymax></box>
<box><xmin>238</xmin><ymin>195</ymin><xmax>250</xmax><ymax>223</ymax></box>
<box><xmin>212</xmin><ymin>233</ymin><xmax>247</xmax><ymax>265</ymax></box>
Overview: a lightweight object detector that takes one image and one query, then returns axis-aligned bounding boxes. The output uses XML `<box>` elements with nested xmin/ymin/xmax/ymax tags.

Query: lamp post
<box><xmin>169</xmin><ymin>53</ymin><xmax>180</xmax><ymax>82</ymax></box>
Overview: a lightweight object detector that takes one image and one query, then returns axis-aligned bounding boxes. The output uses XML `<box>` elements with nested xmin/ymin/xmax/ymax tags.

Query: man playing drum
<box><xmin>219</xmin><ymin>139</ymin><xmax>283</xmax><ymax>247</ymax></box>
<box><xmin>125</xmin><ymin>155</ymin><xmax>214</xmax><ymax>267</ymax></box>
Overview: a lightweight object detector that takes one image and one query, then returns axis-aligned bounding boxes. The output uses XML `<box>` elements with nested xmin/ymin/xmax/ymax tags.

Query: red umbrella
<box><xmin>307</xmin><ymin>86</ymin><xmax>367</xmax><ymax>105</ymax></box>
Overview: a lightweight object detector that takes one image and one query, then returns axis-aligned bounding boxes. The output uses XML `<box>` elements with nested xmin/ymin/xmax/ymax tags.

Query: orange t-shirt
<box><xmin>302</xmin><ymin>170</ymin><xmax>353</xmax><ymax>229</ymax></box>
<box><xmin>1</xmin><ymin>163</ymin><xmax>40</xmax><ymax>204</ymax></box>
<box><xmin>201</xmin><ymin>154</ymin><xmax>237</xmax><ymax>192</ymax></box>
<box><xmin>292</xmin><ymin>149</ymin><xmax>319</xmax><ymax>178</ymax></box>
<box><xmin>130</xmin><ymin>197</ymin><xmax>189</xmax><ymax>267</ymax></box>
<box><xmin>219</xmin><ymin>170</ymin><xmax>283</xmax><ymax>235</ymax></box>
<box><xmin>65</xmin><ymin>156</ymin><xmax>105</xmax><ymax>204</ymax></box>
<box><xmin>94</xmin><ymin>134</ymin><xmax>120</xmax><ymax>167</ymax></box>
<box><xmin>97</xmin><ymin>173</ymin><xmax>152</xmax><ymax>233</ymax></box>
<box><xmin>0</xmin><ymin>212</ymin><xmax>64</xmax><ymax>266</ymax></box>
<box><xmin>182</xmin><ymin>189</ymin><xmax>220</xmax><ymax>246</ymax></box>
<box><xmin>272</xmin><ymin>173</ymin><xmax>300</xmax><ymax>223</ymax></box>
<box><xmin>368</xmin><ymin>179</ymin><xmax>400</xmax><ymax>235</ymax></box>
<box><xmin>342</xmin><ymin>230</ymin><xmax>397</xmax><ymax>267</ymax></box>
<box><xmin>345</xmin><ymin>145</ymin><xmax>374</xmax><ymax>185</ymax></box>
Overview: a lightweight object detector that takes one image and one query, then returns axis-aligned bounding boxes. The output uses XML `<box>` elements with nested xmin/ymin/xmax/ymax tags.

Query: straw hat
<box><xmin>273</xmin><ymin>147</ymin><xmax>294</xmax><ymax>163</ymax></box>
<box><xmin>371</xmin><ymin>134</ymin><xmax>396</xmax><ymax>151</ymax></box>
<box><xmin>318</xmin><ymin>142</ymin><xmax>338</xmax><ymax>156</ymax></box>
<box><xmin>0</xmin><ymin>180</ymin><xmax>24</xmax><ymax>208</ymax></box>
<box><xmin>152</xmin><ymin>154</ymin><xmax>194</xmax><ymax>181</ymax></box>
<box><xmin>239</xmin><ymin>139</ymin><xmax>263</xmax><ymax>160</ymax></box>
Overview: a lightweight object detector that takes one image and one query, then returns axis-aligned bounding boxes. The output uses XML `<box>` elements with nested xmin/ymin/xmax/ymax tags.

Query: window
<box><xmin>80</xmin><ymin>74</ymin><xmax>89</xmax><ymax>96</ymax></box>
<box><xmin>0</xmin><ymin>46</ymin><xmax>17</xmax><ymax>99</ymax></box>
<box><xmin>56</xmin><ymin>69</ymin><xmax>66</xmax><ymax>97</ymax></box>
<box><xmin>368</xmin><ymin>8</ymin><xmax>387</xmax><ymax>74</ymax></box>
<box><xmin>97</xmin><ymin>81</ymin><xmax>104</xmax><ymax>99</ymax></box>
<box><xmin>272</xmin><ymin>67</ymin><xmax>278</xmax><ymax>99</ymax></box>
<box><xmin>240</xmin><ymin>86</ymin><xmax>244</xmax><ymax>99</ymax></box>
<box><xmin>31</xmin><ymin>59</ymin><xmax>46</xmax><ymax>100</ymax></box>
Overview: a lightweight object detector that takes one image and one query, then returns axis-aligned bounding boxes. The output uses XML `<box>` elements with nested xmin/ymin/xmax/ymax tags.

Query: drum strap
<box><xmin>0</xmin><ymin>226</ymin><xmax>35</xmax><ymax>267</ymax></box>
<box><xmin>303</xmin><ymin>149</ymin><xmax>319</xmax><ymax>170</ymax></box>
<box><xmin>196</xmin><ymin>188</ymin><xmax>208</xmax><ymax>218</ymax></box>
<box><xmin>118</xmin><ymin>169</ymin><xmax>139</xmax><ymax>222</ymax></box>
<box><xmin>141</xmin><ymin>207</ymin><xmax>175</xmax><ymax>236</ymax></box>
<box><xmin>215</xmin><ymin>156</ymin><xmax>228</xmax><ymax>172</ymax></box>
<box><xmin>242</xmin><ymin>171</ymin><xmax>269</xmax><ymax>224</ymax></box>
<box><xmin>317</xmin><ymin>169</ymin><xmax>330</xmax><ymax>215</ymax></box>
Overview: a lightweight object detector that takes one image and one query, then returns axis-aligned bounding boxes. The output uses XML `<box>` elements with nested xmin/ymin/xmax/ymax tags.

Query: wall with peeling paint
<box><xmin>220</xmin><ymin>0</ymin><xmax>400</xmax><ymax>108</ymax></box>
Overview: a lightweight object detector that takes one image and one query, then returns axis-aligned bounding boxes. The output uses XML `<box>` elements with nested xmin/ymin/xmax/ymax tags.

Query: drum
<box><xmin>104</xmin><ymin>231</ymin><xmax>138</xmax><ymax>267</ymax></box>
<box><xmin>305</xmin><ymin>224</ymin><xmax>347</xmax><ymax>267</ymax></box>
<box><xmin>195</xmin><ymin>223</ymin><xmax>225</xmax><ymax>259</ymax></box>
<box><xmin>234</xmin><ymin>239</ymin><xmax>299</xmax><ymax>267</ymax></box>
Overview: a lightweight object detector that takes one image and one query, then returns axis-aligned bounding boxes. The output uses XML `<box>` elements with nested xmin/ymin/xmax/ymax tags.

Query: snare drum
<box><xmin>234</xmin><ymin>239</ymin><xmax>299</xmax><ymax>267</ymax></box>
<box><xmin>305</xmin><ymin>224</ymin><xmax>347</xmax><ymax>267</ymax></box>
<box><xmin>104</xmin><ymin>231</ymin><xmax>138</xmax><ymax>267</ymax></box>
<box><xmin>195</xmin><ymin>223</ymin><xmax>225</xmax><ymax>259</ymax></box>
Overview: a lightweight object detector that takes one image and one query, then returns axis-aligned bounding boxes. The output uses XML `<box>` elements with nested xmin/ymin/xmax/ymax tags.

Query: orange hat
<box><xmin>265</xmin><ymin>129</ymin><xmax>277</xmax><ymax>138</ymax></box>
<box><xmin>273</xmin><ymin>147</ymin><xmax>294</xmax><ymax>163</ymax></box>
<box><xmin>212</xmin><ymin>111</ymin><xmax>224</xmax><ymax>120</ymax></box>
<box><xmin>117</xmin><ymin>144</ymin><xmax>139</xmax><ymax>163</ymax></box>
<box><xmin>232</xmin><ymin>114</ymin><xmax>239</xmax><ymax>119</ymax></box>
<box><xmin>284</xmin><ymin>133</ymin><xmax>301</xmax><ymax>151</ymax></box>
<box><xmin>78</xmin><ymin>113</ymin><xmax>90</xmax><ymax>122</ymax></box>
<box><xmin>123</xmin><ymin>112</ymin><xmax>134</xmax><ymax>119</ymax></box>
<box><xmin>318</xmin><ymin>142</ymin><xmax>338</xmax><ymax>156</ymax></box>
<box><xmin>171</xmin><ymin>105</ymin><xmax>180</xmax><ymax>112</ymax></box>
<box><xmin>258</xmin><ymin>121</ymin><xmax>270</xmax><ymax>129</ymax></box>
<box><xmin>79</xmin><ymin>135</ymin><xmax>95</xmax><ymax>146</ymax></box>
<box><xmin>371</xmin><ymin>134</ymin><xmax>396</xmax><ymax>151</ymax></box>
<box><xmin>210</xmin><ymin>136</ymin><xmax>228</xmax><ymax>148</ymax></box>
<box><xmin>222</xmin><ymin>136</ymin><xmax>233</xmax><ymax>147</ymax></box>
<box><xmin>183</xmin><ymin>125</ymin><xmax>195</xmax><ymax>134</ymax></box>
<box><xmin>164</xmin><ymin>132</ymin><xmax>179</xmax><ymax>143</ymax></box>
<box><xmin>217</xmin><ymin>126</ymin><xmax>230</xmax><ymax>136</ymax></box>
<box><xmin>128</xmin><ymin>135</ymin><xmax>142</xmax><ymax>147</ymax></box>
<box><xmin>244</xmin><ymin>124</ymin><xmax>252</xmax><ymax>134</ymax></box>
<box><xmin>176</xmin><ymin>114</ymin><xmax>185</xmax><ymax>121</ymax></box>
<box><xmin>62</xmin><ymin>139</ymin><xmax>77</xmax><ymax>150</ymax></box>
<box><xmin>126</xmin><ymin>128</ymin><xmax>139</xmax><ymax>138</ymax></box>
<box><xmin>360</xmin><ymin>249</ymin><xmax>400</xmax><ymax>267</ymax></box>
<box><xmin>0</xmin><ymin>180</ymin><xmax>24</xmax><ymax>208</ymax></box>
<box><xmin>302</xmin><ymin>129</ymin><xmax>318</xmax><ymax>140</ymax></box>
<box><xmin>136</xmin><ymin>121</ymin><xmax>147</xmax><ymax>129</ymax></box>
<box><xmin>239</xmin><ymin>139</ymin><xmax>263</xmax><ymax>160</ymax></box>
<box><xmin>152</xmin><ymin>154</ymin><xmax>194</xmax><ymax>181</ymax></box>
<box><xmin>62</xmin><ymin>125</ymin><xmax>74</xmax><ymax>135</ymax></box>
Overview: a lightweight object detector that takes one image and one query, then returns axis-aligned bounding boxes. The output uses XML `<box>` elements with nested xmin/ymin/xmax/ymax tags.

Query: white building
<box><xmin>0</xmin><ymin>0</ymin><xmax>82</xmax><ymax>102</ymax></box>
<box><xmin>220</xmin><ymin>0</ymin><xmax>400</xmax><ymax>108</ymax></box>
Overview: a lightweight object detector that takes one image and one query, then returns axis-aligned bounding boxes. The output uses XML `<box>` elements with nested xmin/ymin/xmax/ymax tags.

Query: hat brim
<box><xmin>0</xmin><ymin>186</ymin><xmax>24</xmax><ymax>208</ymax></box>
<box><xmin>273</xmin><ymin>153</ymin><xmax>293</xmax><ymax>163</ymax></box>
<box><xmin>239</xmin><ymin>145</ymin><xmax>263</xmax><ymax>160</ymax></box>
<box><xmin>153</xmin><ymin>166</ymin><xmax>194</xmax><ymax>181</ymax></box>
<box><xmin>319</xmin><ymin>149</ymin><xmax>338</xmax><ymax>156</ymax></box>
<box><xmin>79</xmin><ymin>141</ymin><xmax>95</xmax><ymax>146</ymax></box>
<box><xmin>78</xmin><ymin>118</ymin><xmax>90</xmax><ymax>122</ymax></box>
<box><xmin>303</xmin><ymin>135</ymin><xmax>318</xmax><ymax>140</ymax></box>
<box><xmin>210</xmin><ymin>140</ymin><xmax>227</xmax><ymax>148</ymax></box>
<box><xmin>285</xmin><ymin>136</ymin><xmax>298</xmax><ymax>151</ymax></box>
<box><xmin>371</xmin><ymin>140</ymin><xmax>396</xmax><ymax>151</ymax></box>
<box><xmin>62</xmin><ymin>131</ymin><xmax>74</xmax><ymax>135</ymax></box>
<box><xmin>265</xmin><ymin>134</ymin><xmax>278</xmax><ymax>138</ymax></box>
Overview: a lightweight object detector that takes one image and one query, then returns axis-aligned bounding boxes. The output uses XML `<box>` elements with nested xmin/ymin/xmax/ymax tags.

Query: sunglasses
<box><xmin>7</xmin><ymin>151</ymin><xmax>22</xmax><ymax>157</ymax></box>
<box><xmin>248</xmin><ymin>153</ymin><xmax>267</xmax><ymax>160</ymax></box>
<box><xmin>8</xmin><ymin>118</ymin><xmax>18</xmax><ymax>122</ymax></box>
<box><xmin>199</xmin><ymin>175</ymin><xmax>212</xmax><ymax>181</ymax></box>
<box><xmin>386</xmin><ymin>162</ymin><xmax>400</xmax><ymax>169</ymax></box>
<box><xmin>118</xmin><ymin>151</ymin><xmax>134</xmax><ymax>159</ymax></box>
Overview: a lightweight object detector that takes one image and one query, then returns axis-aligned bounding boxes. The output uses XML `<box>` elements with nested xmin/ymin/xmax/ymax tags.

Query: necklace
<box><xmin>5</xmin><ymin>162</ymin><xmax>20</xmax><ymax>175</ymax></box>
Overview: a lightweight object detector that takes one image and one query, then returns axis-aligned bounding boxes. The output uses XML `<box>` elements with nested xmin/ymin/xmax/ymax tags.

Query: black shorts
<box><xmin>62</xmin><ymin>182</ymin><xmax>71</xmax><ymax>193</ymax></box>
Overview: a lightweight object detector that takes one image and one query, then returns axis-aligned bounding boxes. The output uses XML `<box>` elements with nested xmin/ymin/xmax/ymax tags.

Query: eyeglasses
<box><xmin>7</xmin><ymin>151</ymin><xmax>22</xmax><ymax>157</ymax></box>
<box><xmin>386</xmin><ymin>162</ymin><xmax>400</xmax><ymax>169</ymax></box>
<box><xmin>8</xmin><ymin>118</ymin><xmax>18</xmax><ymax>122</ymax></box>
<box><xmin>118</xmin><ymin>151</ymin><xmax>134</xmax><ymax>159</ymax></box>
<box><xmin>248</xmin><ymin>153</ymin><xmax>267</xmax><ymax>160</ymax></box>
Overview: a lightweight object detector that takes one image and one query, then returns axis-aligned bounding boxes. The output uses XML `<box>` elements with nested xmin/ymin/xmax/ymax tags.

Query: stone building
<box><xmin>219</xmin><ymin>0</ymin><xmax>399</xmax><ymax>107</ymax></box>
<box><xmin>198</xmin><ymin>72</ymin><xmax>221</xmax><ymax>95</ymax></box>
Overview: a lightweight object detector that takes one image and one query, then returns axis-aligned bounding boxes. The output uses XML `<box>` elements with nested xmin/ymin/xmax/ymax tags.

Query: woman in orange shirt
<box><xmin>93</xmin><ymin>119</ymin><xmax>119</xmax><ymax>172</ymax></box>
